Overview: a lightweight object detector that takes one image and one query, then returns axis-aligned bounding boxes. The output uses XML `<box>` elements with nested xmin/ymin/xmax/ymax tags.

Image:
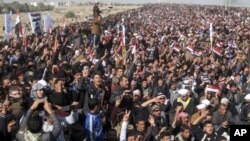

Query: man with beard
<box><xmin>110</xmin><ymin>76</ymin><xmax>129</xmax><ymax>105</ymax></box>
<box><xmin>150</xmin><ymin>104</ymin><xmax>167</xmax><ymax>128</ymax></box>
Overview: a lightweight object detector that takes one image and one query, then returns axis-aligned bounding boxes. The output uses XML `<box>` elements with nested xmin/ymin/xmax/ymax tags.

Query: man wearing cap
<box><xmin>150</xmin><ymin>104</ymin><xmax>167</xmax><ymax>128</ymax></box>
<box><xmin>191</xmin><ymin>103</ymin><xmax>209</xmax><ymax>126</ymax></box>
<box><xmin>173</xmin><ymin>89</ymin><xmax>195</xmax><ymax>115</ymax></box>
<box><xmin>31</xmin><ymin>82</ymin><xmax>46</xmax><ymax>100</ymax></box>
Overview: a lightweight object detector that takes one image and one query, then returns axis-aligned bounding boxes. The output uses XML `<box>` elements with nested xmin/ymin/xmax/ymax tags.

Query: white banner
<box><xmin>44</xmin><ymin>15</ymin><xmax>53</xmax><ymax>33</ymax></box>
<box><xmin>122</xmin><ymin>18</ymin><xmax>125</xmax><ymax>46</ymax></box>
<box><xmin>209</xmin><ymin>23</ymin><xmax>213</xmax><ymax>43</ymax></box>
<box><xmin>28</xmin><ymin>12</ymin><xmax>42</xmax><ymax>34</ymax></box>
<box><xmin>5</xmin><ymin>12</ymin><xmax>12</xmax><ymax>35</ymax></box>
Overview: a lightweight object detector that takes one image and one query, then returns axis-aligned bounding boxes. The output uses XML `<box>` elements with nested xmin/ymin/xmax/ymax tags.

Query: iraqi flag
<box><xmin>206</xmin><ymin>85</ymin><xmax>220</xmax><ymax>93</ymax></box>
<box><xmin>192</xmin><ymin>51</ymin><xmax>203</xmax><ymax>57</ymax></box>
<box><xmin>173</xmin><ymin>45</ymin><xmax>181</xmax><ymax>53</ymax></box>
<box><xmin>212</xmin><ymin>47</ymin><xmax>223</xmax><ymax>56</ymax></box>
<box><xmin>209</xmin><ymin>23</ymin><xmax>213</xmax><ymax>43</ymax></box>
<box><xmin>15</xmin><ymin>12</ymin><xmax>23</xmax><ymax>37</ymax></box>
<box><xmin>216</xmin><ymin>42</ymin><xmax>223</xmax><ymax>48</ymax></box>
<box><xmin>186</xmin><ymin>45</ymin><xmax>194</xmax><ymax>52</ymax></box>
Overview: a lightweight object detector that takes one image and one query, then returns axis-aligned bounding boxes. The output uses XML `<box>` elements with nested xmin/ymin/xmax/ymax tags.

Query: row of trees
<box><xmin>0</xmin><ymin>1</ymin><xmax>54</xmax><ymax>14</ymax></box>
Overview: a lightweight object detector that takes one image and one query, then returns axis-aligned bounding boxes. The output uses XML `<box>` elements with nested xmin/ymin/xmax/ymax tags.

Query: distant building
<box><xmin>29</xmin><ymin>1</ymin><xmax>67</xmax><ymax>7</ymax></box>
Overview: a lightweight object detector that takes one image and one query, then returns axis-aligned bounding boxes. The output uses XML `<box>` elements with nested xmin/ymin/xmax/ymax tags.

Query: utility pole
<box><xmin>224</xmin><ymin>0</ymin><xmax>229</xmax><ymax>10</ymax></box>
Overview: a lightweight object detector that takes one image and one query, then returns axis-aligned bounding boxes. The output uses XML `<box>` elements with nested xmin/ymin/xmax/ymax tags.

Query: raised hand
<box><xmin>148</xmin><ymin>115</ymin><xmax>156</xmax><ymax>127</ymax></box>
<box><xmin>30</xmin><ymin>99</ymin><xmax>45</xmax><ymax>110</ymax></box>
<box><xmin>115</xmin><ymin>96</ymin><xmax>123</xmax><ymax>107</ymax></box>
<box><xmin>122</xmin><ymin>110</ymin><xmax>131</xmax><ymax>123</ymax></box>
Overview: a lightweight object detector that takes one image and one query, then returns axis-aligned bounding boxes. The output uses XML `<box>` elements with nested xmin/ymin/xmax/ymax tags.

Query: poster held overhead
<box><xmin>5</xmin><ymin>11</ymin><xmax>12</xmax><ymax>40</ymax></box>
<box><xmin>28</xmin><ymin>12</ymin><xmax>42</xmax><ymax>35</ymax></box>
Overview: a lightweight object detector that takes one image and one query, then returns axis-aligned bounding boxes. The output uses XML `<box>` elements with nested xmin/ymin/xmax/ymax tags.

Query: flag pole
<box><xmin>210</xmin><ymin>23</ymin><xmax>213</xmax><ymax>54</ymax></box>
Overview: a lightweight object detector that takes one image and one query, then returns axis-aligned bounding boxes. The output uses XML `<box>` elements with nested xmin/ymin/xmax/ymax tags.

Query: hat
<box><xmin>37</xmin><ymin>80</ymin><xmax>48</xmax><ymax>87</ymax></box>
<box><xmin>196</xmin><ymin>103</ymin><xmax>207</xmax><ymax>110</ymax></box>
<box><xmin>133</xmin><ymin>89</ymin><xmax>141</xmax><ymax>96</ymax></box>
<box><xmin>201</xmin><ymin>99</ymin><xmax>211</xmax><ymax>106</ymax></box>
<box><xmin>150</xmin><ymin>104</ymin><xmax>160</xmax><ymax>113</ymax></box>
<box><xmin>32</xmin><ymin>83</ymin><xmax>45</xmax><ymax>91</ymax></box>
<box><xmin>221</xmin><ymin>97</ymin><xmax>229</xmax><ymax>104</ymax></box>
<box><xmin>244</xmin><ymin>94</ymin><xmax>250</xmax><ymax>100</ymax></box>
<box><xmin>75</xmin><ymin>50</ymin><xmax>80</xmax><ymax>56</ymax></box>
<box><xmin>178</xmin><ymin>89</ymin><xmax>189</xmax><ymax>96</ymax></box>
<box><xmin>156</xmin><ymin>92</ymin><xmax>166</xmax><ymax>97</ymax></box>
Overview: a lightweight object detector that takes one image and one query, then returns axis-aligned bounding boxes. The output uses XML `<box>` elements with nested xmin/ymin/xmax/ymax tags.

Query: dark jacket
<box><xmin>83</xmin><ymin>82</ymin><xmax>105</xmax><ymax>114</ymax></box>
<box><xmin>109</xmin><ymin>86</ymin><xmax>125</xmax><ymax>104</ymax></box>
<box><xmin>137</xmin><ymin>126</ymin><xmax>159</xmax><ymax>141</ymax></box>
<box><xmin>0</xmin><ymin>114</ymin><xmax>8</xmax><ymax>141</ymax></box>
<box><xmin>192</xmin><ymin>125</ymin><xmax>217</xmax><ymax>141</ymax></box>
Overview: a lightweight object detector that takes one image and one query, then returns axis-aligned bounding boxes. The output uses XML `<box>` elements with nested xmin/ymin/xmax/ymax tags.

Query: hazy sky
<box><xmin>3</xmin><ymin>0</ymin><xmax>250</xmax><ymax>6</ymax></box>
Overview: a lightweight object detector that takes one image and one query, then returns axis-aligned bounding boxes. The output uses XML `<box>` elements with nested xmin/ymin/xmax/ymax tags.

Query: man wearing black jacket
<box><xmin>193</xmin><ymin>121</ymin><xmax>217</xmax><ymax>141</ymax></box>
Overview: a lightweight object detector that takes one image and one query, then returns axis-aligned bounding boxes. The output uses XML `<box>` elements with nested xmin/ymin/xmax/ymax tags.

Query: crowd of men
<box><xmin>0</xmin><ymin>3</ymin><xmax>250</xmax><ymax>141</ymax></box>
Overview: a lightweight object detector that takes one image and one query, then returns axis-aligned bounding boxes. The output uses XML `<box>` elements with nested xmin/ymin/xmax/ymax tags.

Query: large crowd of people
<box><xmin>0</xmin><ymin>3</ymin><xmax>250</xmax><ymax>141</ymax></box>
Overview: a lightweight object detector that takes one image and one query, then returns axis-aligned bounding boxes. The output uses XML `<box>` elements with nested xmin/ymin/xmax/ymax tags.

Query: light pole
<box><xmin>224</xmin><ymin>0</ymin><xmax>229</xmax><ymax>10</ymax></box>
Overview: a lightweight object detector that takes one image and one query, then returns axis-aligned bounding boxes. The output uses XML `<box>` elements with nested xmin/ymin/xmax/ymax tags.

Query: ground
<box><xmin>0</xmin><ymin>5</ymin><xmax>141</xmax><ymax>38</ymax></box>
